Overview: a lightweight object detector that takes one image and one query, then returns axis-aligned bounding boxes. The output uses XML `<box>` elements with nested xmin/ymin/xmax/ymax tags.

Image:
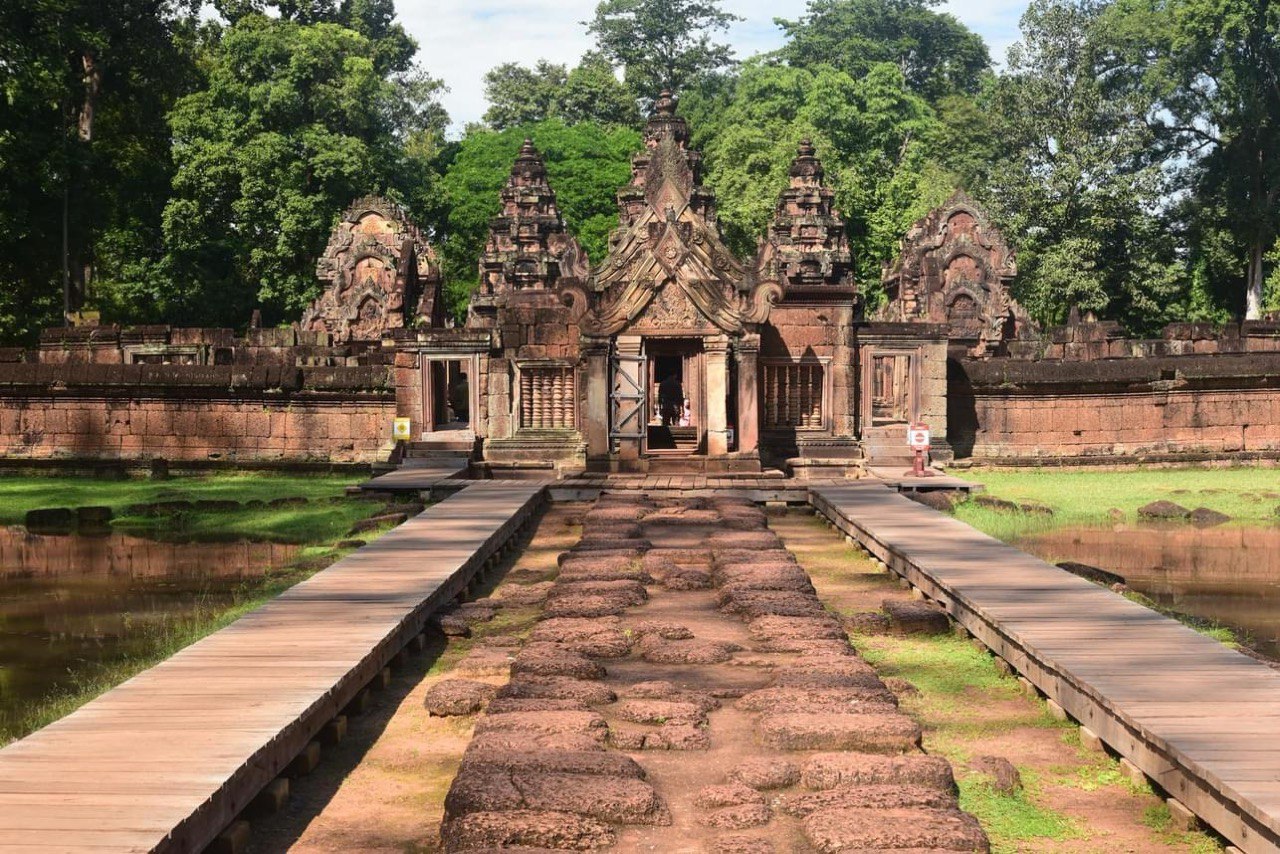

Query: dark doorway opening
<box><xmin>645</xmin><ymin>338</ymin><xmax>703</xmax><ymax>454</ymax></box>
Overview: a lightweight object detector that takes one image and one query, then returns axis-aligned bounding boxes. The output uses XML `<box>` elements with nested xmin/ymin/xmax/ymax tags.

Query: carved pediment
<box><xmin>302</xmin><ymin>196</ymin><xmax>442</xmax><ymax>341</ymax></box>
<box><xmin>878</xmin><ymin>190</ymin><xmax>1030</xmax><ymax>356</ymax></box>
<box><xmin>584</xmin><ymin>92</ymin><xmax>776</xmax><ymax>337</ymax></box>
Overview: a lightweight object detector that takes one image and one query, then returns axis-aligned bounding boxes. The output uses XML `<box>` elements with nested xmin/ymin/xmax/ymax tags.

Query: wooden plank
<box><xmin>811</xmin><ymin>482</ymin><xmax>1280</xmax><ymax>854</ymax></box>
<box><xmin>0</xmin><ymin>482</ymin><xmax>544</xmax><ymax>854</ymax></box>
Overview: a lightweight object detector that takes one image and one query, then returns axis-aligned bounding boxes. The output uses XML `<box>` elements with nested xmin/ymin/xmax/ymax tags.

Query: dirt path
<box><xmin>769</xmin><ymin>510</ymin><xmax>1223</xmax><ymax>854</ymax></box>
<box><xmin>246</xmin><ymin>502</ymin><xmax>585</xmax><ymax>854</ymax></box>
<box><xmin>247</xmin><ymin>497</ymin><xmax>1222</xmax><ymax>853</ymax></box>
<box><xmin>437</xmin><ymin>494</ymin><xmax>988</xmax><ymax>852</ymax></box>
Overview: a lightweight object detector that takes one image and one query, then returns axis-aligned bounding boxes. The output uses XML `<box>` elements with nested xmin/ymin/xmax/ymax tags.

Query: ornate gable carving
<box><xmin>303</xmin><ymin>196</ymin><xmax>443</xmax><ymax>341</ymax></box>
<box><xmin>877</xmin><ymin>190</ymin><xmax>1031</xmax><ymax>356</ymax></box>
<box><xmin>584</xmin><ymin>91</ymin><xmax>776</xmax><ymax>337</ymax></box>
<box><xmin>756</xmin><ymin>140</ymin><xmax>856</xmax><ymax>300</ymax></box>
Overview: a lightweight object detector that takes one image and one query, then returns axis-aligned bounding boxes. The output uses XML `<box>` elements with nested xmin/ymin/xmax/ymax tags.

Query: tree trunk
<box><xmin>78</xmin><ymin>51</ymin><xmax>100</xmax><ymax>143</ymax></box>
<box><xmin>1246</xmin><ymin>239</ymin><xmax>1264</xmax><ymax>320</ymax></box>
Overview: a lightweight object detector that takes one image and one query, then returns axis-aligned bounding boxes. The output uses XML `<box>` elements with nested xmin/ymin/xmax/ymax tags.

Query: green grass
<box><xmin>110</xmin><ymin>500</ymin><xmax>375</xmax><ymax>544</ymax></box>
<box><xmin>954</xmin><ymin>465</ymin><xmax>1280</xmax><ymax>533</ymax></box>
<box><xmin>1142</xmin><ymin>803</ymin><xmax>1229</xmax><ymax>853</ymax></box>
<box><xmin>0</xmin><ymin>472</ymin><xmax>359</xmax><ymax>525</ymax></box>
<box><xmin>857</xmin><ymin>633</ymin><xmax>1020</xmax><ymax>700</ymax></box>
<box><xmin>958</xmin><ymin>770</ymin><xmax>1082</xmax><ymax>854</ymax></box>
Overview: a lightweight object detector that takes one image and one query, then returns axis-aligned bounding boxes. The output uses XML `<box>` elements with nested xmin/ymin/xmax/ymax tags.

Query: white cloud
<box><xmin>398</xmin><ymin>0</ymin><xmax>1028</xmax><ymax>133</ymax></box>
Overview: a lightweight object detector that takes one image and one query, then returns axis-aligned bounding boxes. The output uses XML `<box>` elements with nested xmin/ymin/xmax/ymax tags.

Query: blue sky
<box><xmin>395</xmin><ymin>0</ymin><xmax>1029</xmax><ymax>133</ymax></box>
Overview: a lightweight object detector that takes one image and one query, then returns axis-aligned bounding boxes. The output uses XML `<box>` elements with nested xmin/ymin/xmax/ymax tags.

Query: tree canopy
<box><xmin>775</xmin><ymin>0</ymin><xmax>992</xmax><ymax>102</ymax></box>
<box><xmin>585</xmin><ymin>0</ymin><xmax>741</xmax><ymax>97</ymax></box>
<box><xmin>3</xmin><ymin>0</ymin><xmax>1280</xmax><ymax>343</ymax></box>
<box><xmin>138</xmin><ymin>6</ymin><xmax>445</xmax><ymax>327</ymax></box>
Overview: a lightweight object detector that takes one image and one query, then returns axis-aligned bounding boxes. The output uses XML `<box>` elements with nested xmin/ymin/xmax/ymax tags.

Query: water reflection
<box><xmin>1016</xmin><ymin>524</ymin><xmax>1280</xmax><ymax>659</ymax></box>
<box><xmin>0</xmin><ymin>527</ymin><xmax>298</xmax><ymax>737</ymax></box>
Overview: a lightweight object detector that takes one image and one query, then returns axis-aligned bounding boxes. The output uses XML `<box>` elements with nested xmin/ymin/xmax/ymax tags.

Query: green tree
<box><xmin>1103</xmin><ymin>0</ymin><xmax>1280</xmax><ymax>319</ymax></box>
<box><xmin>482</xmin><ymin>61</ymin><xmax>569</xmax><ymax>129</ymax></box>
<box><xmin>585</xmin><ymin>0</ymin><xmax>741</xmax><ymax>97</ymax></box>
<box><xmin>558</xmin><ymin>52</ymin><xmax>643</xmax><ymax>127</ymax></box>
<box><xmin>983</xmin><ymin>0</ymin><xmax>1185</xmax><ymax>330</ymax></box>
<box><xmin>439</xmin><ymin>119</ymin><xmax>641</xmax><ymax>316</ymax></box>
<box><xmin>482</xmin><ymin>53</ymin><xmax>642</xmax><ymax>130</ymax></box>
<box><xmin>0</xmin><ymin>0</ymin><xmax>200</xmax><ymax>343</ymax></box>
<box><xmin>684</xmin><ymin>59</ymin><xmax>954</xmax><ymax>301</ymax></box>
<box><xmin>776</xmin><ymin>0</ymin><xmax>991</xmax><ymax>102</ymax></box>
<box><xmin>158</xmin><ymin>11</ymin><xmax>447</xmax><ymax>326</ymax></box>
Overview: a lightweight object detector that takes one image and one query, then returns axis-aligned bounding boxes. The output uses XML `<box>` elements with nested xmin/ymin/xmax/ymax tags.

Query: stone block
<box><xmin>320</xmin><ymin>715</ymin><xmax>347</xmax><ymax>745</ymax></box>
<box><xmin>247</xmin><ymin>777</ymin><xmax>289</xmax><ymax>817</ymax></box>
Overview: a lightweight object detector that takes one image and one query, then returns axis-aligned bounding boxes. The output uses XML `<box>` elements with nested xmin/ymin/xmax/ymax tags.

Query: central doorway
<box><xmin>645</xmin><ymin>337</ymin><xmax>704</xmax><ymax>456</ymax></box>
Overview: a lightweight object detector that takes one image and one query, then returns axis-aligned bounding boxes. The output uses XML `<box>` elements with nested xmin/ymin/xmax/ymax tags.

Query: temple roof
<box><xmin>475</xmin><ymin>139</ymin><xmax>588</xmax><ymax>300</ymax></box>
<box><xmin>586</xmin><ymin>91</ymin><xmax>777</xmax><ymax>336</ymax></box>
<box><xmin>756</xmin><ymin>139</ymin><xmax>856</xmax><ymax>299</ymax></box>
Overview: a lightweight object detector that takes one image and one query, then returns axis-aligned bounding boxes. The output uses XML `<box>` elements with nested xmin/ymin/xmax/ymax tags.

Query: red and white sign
<box><xmin>907</xmin><ymin>423</ymin><xmax>930</xmax><ymax>450</ymax></box>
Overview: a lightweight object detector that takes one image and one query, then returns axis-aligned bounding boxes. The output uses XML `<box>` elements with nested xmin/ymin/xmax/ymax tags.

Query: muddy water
<box><xmin>0</xmin><ymin>527</ymin><xmax>298</xmax><ymax>736</ymax></box>
<box><xmin>1015</xmin><ymin>524</ymin><xmax>1280</xmax><ymax>659</ymax></box>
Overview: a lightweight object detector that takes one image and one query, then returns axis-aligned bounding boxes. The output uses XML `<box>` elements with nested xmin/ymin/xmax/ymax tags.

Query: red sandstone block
<box><xmin>246</xmin><ymin>411</ymin><xmax>271</xmax><ymax>438</ymax></box>
<box><xmin>326</xmin><ymin>413</ymin><xmax>351</xmax><ymax>439</ymax></box>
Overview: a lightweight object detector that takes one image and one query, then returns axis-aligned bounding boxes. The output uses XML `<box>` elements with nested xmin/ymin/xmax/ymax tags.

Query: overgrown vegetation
<box><xmin>6</xmin><ymin>0</ymin><xmax>1280</xmax><ymax>342</ymax></box>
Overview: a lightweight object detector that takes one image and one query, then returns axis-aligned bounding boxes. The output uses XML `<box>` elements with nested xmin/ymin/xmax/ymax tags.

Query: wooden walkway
<box><xmin>358</xmin><ymin>457</ymin><xmax>468</xmax><ymax>491</ymax></box>
<box><xmin>0</xmin><ymin>482</ymin><xmax>545</xmax><ymax>854</ymax></box>
<box><xmin>811</xmin><ymin>483</ymin><xmax>1280</xmax><ymax>854</ymax></box>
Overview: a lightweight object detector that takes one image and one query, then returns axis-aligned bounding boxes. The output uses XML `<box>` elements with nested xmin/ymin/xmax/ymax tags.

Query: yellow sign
<box><xmin>392</xmin><ymin>417</ymin><xmax>412</xmax><ymax>440</ymax></box>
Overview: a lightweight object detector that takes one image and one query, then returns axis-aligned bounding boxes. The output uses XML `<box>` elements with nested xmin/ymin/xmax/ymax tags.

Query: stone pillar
<box><xmin>614</xmin><ymin>335</ymin><xmax>645</xmax><ymax>461</ymax></box>
<box><xmin>734</xmin><ymin>334</ymin><xmax>760</xmax><ymax>454</ymax></box>
<box><xmin>581</xmin><ymin>338</ymin><xmax>609</xmax><ymax>459</ymax></box>
<box><xmin>706</xmin><ymin>335</ymin><xmax>730</xmax><ymax>456</ymax></box>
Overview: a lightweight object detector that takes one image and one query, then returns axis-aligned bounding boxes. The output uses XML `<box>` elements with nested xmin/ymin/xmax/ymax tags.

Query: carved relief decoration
<box><xmin>302</xmin><ymin>196</ymin><xmax>443</xmax><ymax>341</ymax></box>
<box><xmin>475</xmin><ymin>140</ymin><xmax>589</xmax><ymax>299</ymax></box>
<box><xmin>584</xmin><ymin>91</ymin><xmax>776</xmax><ymax>337</ymax></box>
<box><xmin>877</xmin><ymin>190</ymin><xmax>1031</xmax><ymax>356</ymax></box>
<box><xmin>755</xmin><ymin>139</ymin><xmax>857</xmax><ymax>301</ymax></box>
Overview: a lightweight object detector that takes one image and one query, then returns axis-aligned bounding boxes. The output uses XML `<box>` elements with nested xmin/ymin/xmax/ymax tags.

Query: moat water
<box><xmin>0</xmin><ymin>527</ymin><xmax>298</xmax><ymax>738</ymax></box>
<box><xmin>1014</xmin><ymin>524</ymin><xmax>1280</xmax><ymax>660</ymax></box>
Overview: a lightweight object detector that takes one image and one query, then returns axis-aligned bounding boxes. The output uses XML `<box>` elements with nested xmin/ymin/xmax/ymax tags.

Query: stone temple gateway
<box><xmin>4</xmin><ymin>94</ymin><xmax>1279</xmax><ymax>470</ymax></box>
<box><xmin>387</xmin><ymin>94</ymin><xmax>971</xmax><ymax>477</ymax></box>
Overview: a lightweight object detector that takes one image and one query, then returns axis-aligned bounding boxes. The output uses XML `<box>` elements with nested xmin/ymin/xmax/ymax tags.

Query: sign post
<box><xmin>905</xmin><ymin>422</ymin><xmax>933</xmax><ymax>478</ymax></box>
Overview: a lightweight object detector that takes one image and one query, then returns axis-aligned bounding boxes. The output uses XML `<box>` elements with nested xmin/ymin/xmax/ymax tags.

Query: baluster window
<box><xmin>762</xmin><ymin>362</ymin><xmax>826</xmax><ymax>430</ymax></box>
<box><xmin>519</xmin><ymin>365</ymin><xmax>576</xmax><ymax>430</ymax></box>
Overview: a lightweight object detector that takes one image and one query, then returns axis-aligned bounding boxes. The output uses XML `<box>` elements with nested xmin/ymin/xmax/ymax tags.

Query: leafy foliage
<box><xmin>1101</xmin><ymin>0</ymin><xmax>1280</xmax><ymax>318</ymax></box>
<box><xmin>979</xmin><ymin>0</ymin><xmax>1190</xmax><ymax>330</ymax></box>
<box><xmin>5</xmin><ymin>0</ymin><xmax>1280</xmax><ymax>338</ymax></box>
<box><xmin>685</xmin><ymin>59</ymin><xmax>956</xmax><ymax>303</ymax></box>
<box><xmin>586</xmin><ymin>0</ymin><xmax>741</xmax><ymax>97</ymax></box>
<box><xmin>438</xmin><ymin>120</ymin><xmax>641</xmax><ymax>316</ymax></box>
<box><xmin>776</xmin><ymin>0</ymin><xmax>992</xmax><ymax>102</ymax></box>
<box><xmin>0</xmin><ymin>0</ymin><xmax>202</xmax><ymax>343</ymax></box>
<box><xmin>483</xmin><ymin>53</ymin><xmax>641</xmax><ymax>130</ymax></box>
<box><xmin>156</xmin><ymin>11</ymin><xmax>447</xmax><ymax>327</ymax></box>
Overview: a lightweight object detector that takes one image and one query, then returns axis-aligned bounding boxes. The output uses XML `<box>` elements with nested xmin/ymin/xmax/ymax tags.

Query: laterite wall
<box><xmin>948</xmin><ymin>353</ymin><xmax>1280</xmax><ymax>462</ymax></box>
<box><xmin>0</xmin><ymin>364</ymin><xmax>396</xmax><ymax>465</ymax></box>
